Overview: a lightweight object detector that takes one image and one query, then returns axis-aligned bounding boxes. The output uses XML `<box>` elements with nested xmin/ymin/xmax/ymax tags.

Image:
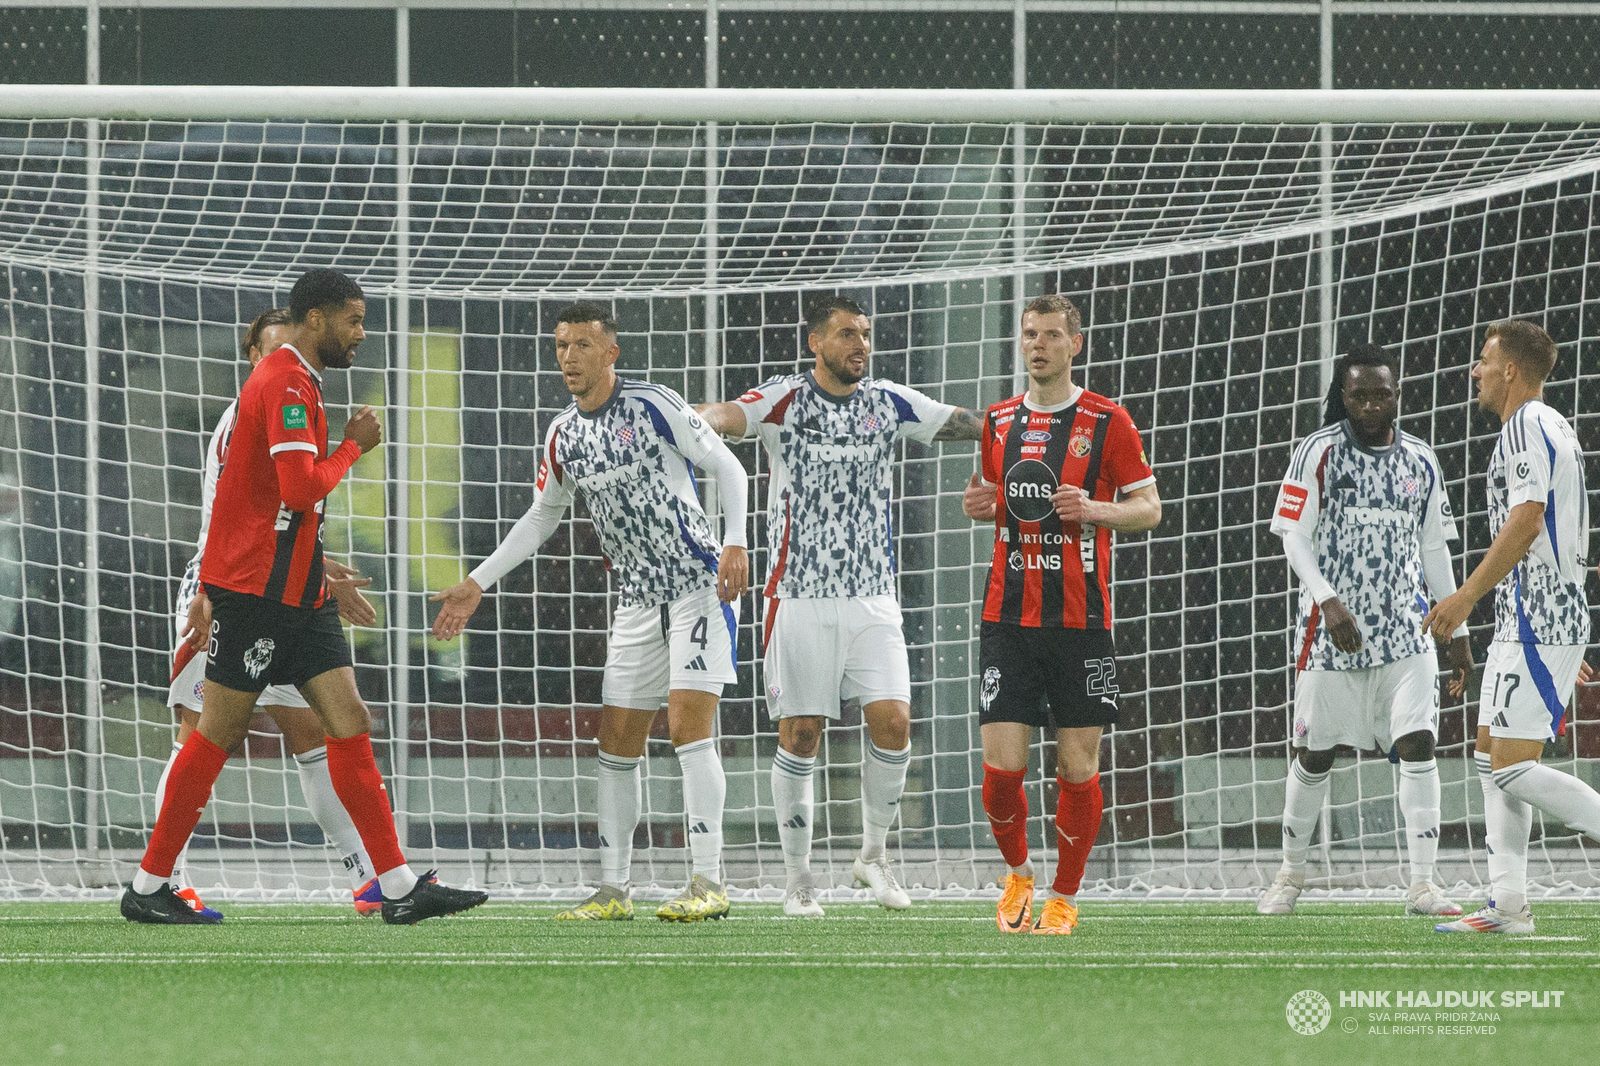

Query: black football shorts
<box><xmin>204</xmin><ymin>585</ymin><xmax>352</xmax><ymax>695</ymax></box>
<box><xmin>978</xmin><ymin>621</ymin><xmax>1121</xmax><ymax>729</ymax></box>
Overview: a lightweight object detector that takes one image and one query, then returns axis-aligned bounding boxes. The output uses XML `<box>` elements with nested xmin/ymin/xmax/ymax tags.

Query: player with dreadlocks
<box><xmin>1258</xmin><ymin>343</ymin><xmax>1474</xmax><ymax>917</ymax></box>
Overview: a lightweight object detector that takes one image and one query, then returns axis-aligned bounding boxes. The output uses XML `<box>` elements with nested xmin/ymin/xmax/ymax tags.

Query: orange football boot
<box><xmin>996</xmin><ymin>872</ymin><xmax>1034</xmax><ymax>933</ymax></box>
<box><xmin>1030</xmin><ymin>896</ymin><xmax>1079</xmax><ymax>935</ymax></box>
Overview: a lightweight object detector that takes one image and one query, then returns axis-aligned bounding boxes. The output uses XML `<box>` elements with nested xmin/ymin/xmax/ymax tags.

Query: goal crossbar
<box><xmin>7</xmin><ymin>86</ymin><xmax>1600</xmax><ymax>123</ymax></box>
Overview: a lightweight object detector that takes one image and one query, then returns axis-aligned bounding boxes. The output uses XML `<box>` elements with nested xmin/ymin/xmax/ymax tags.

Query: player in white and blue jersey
<box><xmin>697</xmin><ymin>295</ymin><xmax>982</xmax><ymax>915</ymax></box>
<box><xmin>1259</xmin><ymin>344</ymin><xmax>1474</xmax><ymax>918</ymax></box>
<box><xmin>1427</xmin><ymin>320</ymin><xmax>1598</xmax><ymax>935</ymax></box>
<box><xmin>431</xmin><ymin>302</ymin><xmax>750</xmax><ymax>922</ymax></box>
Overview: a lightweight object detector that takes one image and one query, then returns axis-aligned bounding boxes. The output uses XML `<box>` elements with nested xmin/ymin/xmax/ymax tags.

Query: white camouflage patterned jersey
<box><xmin>734</xmin><ymin>371</ymin><xmax>955</xmax><ymax>599</ymax></box>
<box><xmin>1271</xmin><ymin>421</ymin><xmax>1459</xmax><ymax>671</ymax></box>
<box><xmin>535</xmin><ymin>378</ymin><xmax>725</xmax><ymax>608</ymax></box>
<box><xmin>1486</xmin><ymin>399</ymin><xmax>1590</xmax><ymax>646</ymax></box>
<box><xmin>173</xmin><ymin>399</ymin><xmax>238</xmax><ymax>635</ymax></box>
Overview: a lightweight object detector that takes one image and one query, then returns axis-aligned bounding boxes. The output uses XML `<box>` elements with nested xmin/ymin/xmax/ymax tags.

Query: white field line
<box><xmin>3</xmin><ymin>948</ymin><xmax>1594</xmax><ymax>962</ymax></box>
<box><xmin>0</xmin><ymin>911</ymin><xmax>1575</xmax><ymax>923</ymax></box>
<box><xmin>3</xmin><ymin>947</ymin><xmax>1600</xmax><ymax>966</ymax></box>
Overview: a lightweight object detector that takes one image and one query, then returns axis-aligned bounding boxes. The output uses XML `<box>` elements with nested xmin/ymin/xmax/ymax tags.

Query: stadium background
<box><xmin>0</xmin><ymin>0</ymin><xmax>1597</xmax><ymax>895</ymax></box>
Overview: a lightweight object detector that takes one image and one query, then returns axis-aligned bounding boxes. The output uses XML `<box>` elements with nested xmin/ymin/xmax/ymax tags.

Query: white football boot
<box><xmin>783</xmin><ymin>877</ymin><xmax>825</xmax><ymax>918</ymax></box>
<box><xmin>852</xmin><ymin>855</ymin><xmax>911</xmax><ymax>911</ymax></box>
<box><xmin>1404</xmin><ymin>881</ymin><xmax>1463</xmax><ymax>916</ymax></box>
<box><xmin>1435</xmin><ymin>902</ymin><xmax>1534</xmax><ymax>934</ymax></box>
<box><xmin>1256</xmin><ymin>869</ymin><xmax>1305</xmax><ymax>915</ymax></box>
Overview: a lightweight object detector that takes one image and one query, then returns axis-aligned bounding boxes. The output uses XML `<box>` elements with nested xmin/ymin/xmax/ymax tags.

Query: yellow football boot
<box><xmin>1030</xmin><ymin>896</ymin><xmax>1079</xmax><ymax>935</ymax></box>
<box><xmin>656</xmin><ymin>874</ymin><xmax>730</xmax><ymax>922</ymax></box>
<box><xmin>996</xmin><ymin>872</ymin><xmax>1034</xmax><ymax>933</ymax></box>
<box><xmin>554</xmin><ymin>884</ymin><xmax>634</xmax><ymax>920</ymax></box>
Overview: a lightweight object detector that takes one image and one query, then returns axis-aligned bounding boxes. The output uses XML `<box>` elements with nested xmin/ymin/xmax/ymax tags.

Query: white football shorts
<box><xmin>1291</xmin><ymin>651</ymin><xmax>1439</xmax><ymax>753</ymax></box>
<box><xmin>1479</xmin><ymin>640</ymin><xmax>1585</xmax><ymax>742</ymax></box>
<box><xmin>601</xmin><ymin>584</ymin><xmax>739</xmax><ymax>710</ymax></box>
<box><xmin>166</xmin><ymin>641</ymin><xmax>308</xmax><ymax>713</ymax></box>
<box><xmin>762</xmin><ymin>594</ymin><xmax>911</xmax><ymax>720</ymax></box>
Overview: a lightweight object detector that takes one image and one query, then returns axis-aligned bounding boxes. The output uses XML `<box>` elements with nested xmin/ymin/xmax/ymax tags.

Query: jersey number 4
<box><xmin>690</xmin><ymin>616</ymin><xmax>709</xmax><ymax>649</ymax></box>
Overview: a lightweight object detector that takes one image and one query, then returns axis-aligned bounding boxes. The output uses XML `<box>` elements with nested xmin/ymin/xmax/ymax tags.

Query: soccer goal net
<box><xmin>0</xmin><ymin>88</ymin><xmax>1596</xmax><ymax>901</ymax></box>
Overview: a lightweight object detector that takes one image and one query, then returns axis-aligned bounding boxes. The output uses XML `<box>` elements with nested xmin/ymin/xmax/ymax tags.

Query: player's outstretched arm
<box><xmin>932</xmin><ymin>407</ymin><xmax>983</xmax><ymax>441</ymax></box>
<box><xmin>1423</xmin><ymin>500</ymin><xmax>1544</xmax><ymax>642</ymax></box>
<box><xmin>430</xmin><ymin>578</ymin><xmax>482</xmax><ymax>641</ymax></box>
<box><xmin>694</xmin><ymin>402</ymin><xmax>748</xmax><ymax>441</ymax></box>
<box><xmin>430</xmin><ymin>474</ymin><xmax>571</xmax><ymax>641</ymax></box>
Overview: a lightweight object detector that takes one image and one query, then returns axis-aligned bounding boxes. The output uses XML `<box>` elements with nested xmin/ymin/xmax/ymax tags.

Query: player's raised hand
<box><xmin>1446</xmin><ymin>635</ymin><xmax>1474</xmax><ymax>700</ymax></box>
<box><xmin>716</xmin><ymin>544</ymin><xmax>748</xmax><ymax>604</ymax></box>
<box><xmin>1579</xmin><ymin>659</ymin><xmax>1596</xmax><ymax>686</ymax></box>
<box><xmin>1422</xmin><ymin>589</ymin><xmax>1473</xmax><ymax>644</ymax></box>
<box><xmin>325</xmin><ymin>559</ymin><xmax>377</xmax><ymax>627</ymax></box>
<box><xmin>430</xmin><ymin>577</ymin><xmax>483</xmax><ymax>642</ymax></box>
<box><xmin>962</xmin><ymin>472</ymin><xmax>997</xmax><ymax>521</ymax></box>
<box><xmin>181</xmin><ymin>590</ymin><xmax>212</xmax><ymax>653</ymax></box>
<box><xmin>1320</xmin><ymin>596</ymin><xmax>1363</xmax><ymax>654</ymax></box>
<box><xmin>345</xmin><ymin>405</ymin><xmax>383</xmax><ymax>454</ymax></box>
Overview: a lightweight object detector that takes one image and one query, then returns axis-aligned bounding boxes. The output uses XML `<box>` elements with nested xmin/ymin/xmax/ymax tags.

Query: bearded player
<box><xmin>962</xmin><ymin>294</ymin><xmax>1162</xmax><ymax>935</ymax></box>
<box><xmin>1257</xmin><ymin>344</ymin><xmax>1472</xmax><ymax>918</ymax></box>
<box><xmin>696</xmin><ymin>295</ymin><xmax>982</xmax><ymax>916</ymax></box>
<box><xmin>431</xmin><ymin>302</ymin><xmax>749</xmax><ymax>922</ymax></box>
<box><xmin>159</xmin><ymin>308</ymin><xmax>384</xmax><ymax>918</ymax></box>
<box><xmin>1426</xmin><ymin>320</ymin><xmax>1597</xmax><ymax>934</ymax></box>
<box><xmin>122</xmin><ymin>269</ymin><xmax>487</xmax><ymax>925</ymax></box>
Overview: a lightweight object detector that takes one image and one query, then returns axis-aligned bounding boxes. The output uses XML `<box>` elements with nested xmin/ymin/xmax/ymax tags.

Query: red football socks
<box><xmin>1053</xmin><ymin>774</ymin><xmax>1104</xmax><ymax>896</ymax></box>
<box><xmin>325</xmin><ymin>733</ymin><xmax>406</xmax><ymax>876</ymax></box>
<box><xmin>139</xmin><ymin>731</ymin><xmax>230</xmax><ymax>878</ymax></box>
<box><xmin>982</xmin><ymin>764</ymin><xmax>1030</xmax><ymax>868</ymax></box>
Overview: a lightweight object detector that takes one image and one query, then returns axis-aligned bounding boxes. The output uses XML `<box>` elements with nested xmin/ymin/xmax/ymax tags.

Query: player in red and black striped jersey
<box><xmin>962</xmin><ymin>294</ymin><xmax>1162</xmax><ymax>935</ymax></box>
<box><xmin>122</xmin><ymin>268</ymin><xmax>486</xmax><ymax>926</ymax></box>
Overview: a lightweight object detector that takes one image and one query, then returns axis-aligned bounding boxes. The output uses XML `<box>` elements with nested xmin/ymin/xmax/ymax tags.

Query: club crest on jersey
<box><xmin>1399</xmin><ymin>477</ymin><xmax>1419</xmax><ymax>496</ymax></box>
<box><xmin>981</xmin><ymin>667</ymin><xmax>1000</xmax><ymax>712</ymax></box>
<box><xmin>243</xmin><ymin>638</ymin><xmax>275</xmax><ymax>680</ymax></box>
<box><xmin>1068</xmin><ymin>434</ymin><xmax>1092</xmax><ymax>458</ymax></box>
<box><xmin>1293</xmin><ymin>718</ymin><xmax>1308</xmax><ymax>739</ymax></box>
<box><xmin>282</xmin><ymin>404</ymin><xmax>308</xmax><ymax>430</ymax></box>
<box><xmin>861</xmin><ymin>413</ymin><xmax>884</xmax><ymax>432</ymax></box>
<box><xmin>616</xmin><ymin>425</ymin><xmax>636</xmax><ymax>446</ymax></box>
<box><xmin>1021</xmin><ymin>429</ymin><xmax>1051</xmax><ymax>444</ymax></box>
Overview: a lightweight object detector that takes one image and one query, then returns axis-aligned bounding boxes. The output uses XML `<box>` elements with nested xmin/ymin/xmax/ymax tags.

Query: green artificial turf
<box><xmin>0</xmin><ymin>901</ymin><xmax>1595</xmax><ymax>1066</ymax></box>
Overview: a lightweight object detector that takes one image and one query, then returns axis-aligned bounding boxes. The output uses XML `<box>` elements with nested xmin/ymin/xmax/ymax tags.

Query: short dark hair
<box><xmin>556</xmin><ymin>301</ymin><xmax>618</xmax><ymax>336</ymax></box>
<box><xmin>288</xmin><ymin>269</ymin><xmax>364</xmax><ymax>324</ymax></box>
<box><xmin>1021</xmin><ymin>294</ymin><xmax>1082</xmax><ymax>336</ymax></box>
<box><xmin>1485</xmin><ymin>319</ymin><xmax>1558</xmax><ymax>382</ymax></box>
<box><xmin>241</xmin><ymin>307</ymin><xmax>292</xmax><ymax>359</ymax></box>
<box><xmin>804</xmin><ymin>294</ymin><xmax>867</xmax><ymax>336</ymax></box>
<box><xmin>1322</xmin><ymin>343</ymin><xmax>1399</xmax><ymax>427</ymax></box>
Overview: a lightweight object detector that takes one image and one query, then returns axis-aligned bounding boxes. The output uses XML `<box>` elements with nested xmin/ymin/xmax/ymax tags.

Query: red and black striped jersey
<box><xmin>200</xmin><ymin>346</ymin><xmax>352</xmax><ymax>609</ymax></box>
<box><xmin>980</xmin><ymin>389</ymin><xmax>1155</xmax><ymax>629</ymax></box>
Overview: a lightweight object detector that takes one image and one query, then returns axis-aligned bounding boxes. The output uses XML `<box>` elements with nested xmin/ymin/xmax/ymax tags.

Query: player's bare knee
<box><xmin>1393</xmin><ymin>730</ymin><xmax>1435</xmax><ymax>763</ymax></box>
<box><xmin>864</xmin><ymin>701</ymin><xmax>910</xmax><ymax>750</ymax></box>
<box><xmin>779</xmin><ymin>719</ymin><xmax>822</xmax><ymax>758</ymax></box>
<box><xmin>1298</xmin><ymin>747</ymin><xmax>1336</xmax><ymax>775</ymax></box>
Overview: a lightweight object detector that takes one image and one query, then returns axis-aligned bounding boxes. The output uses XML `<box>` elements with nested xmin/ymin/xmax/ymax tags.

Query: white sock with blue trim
<box><xmin>1397</xmin><ymin>758</ymin><xmax>1441</xmax><ymax>886</ymax></box>
<box><xmin>1478</xmin><ymin>751</ymin><xmax>1531</xmax><ymax>914</ymax></box>
<box><xmin>294</xmin><ymin>746</ymin><xmax>373</xmax><ymax>889</ymax></box>
<box><xmin>1494</xmin><ymin>759</ymin><xmax>1600</xmax><ymax>843</ymax></box>
<box><xmin>597</xmin><ymin>751</ymin><xmax>642</xmax><ymax>889</ymax></box>
<box><xmin>860</xmin><ymin>741</ymin><xmax>911</xmax><ymax>862</ymax></box>
<box><xmin>676</xmin><ymin>738</ymin><xmax>726</xmax><ymax>882</ymax></box>
<box><xmin>1279</xmin><ymin>758</ymin><xmax>1329</xmax><ymax>875</ymax></box>
<box><xmin>772</xmin><ymin>748</ymin><xmax>816</xmax><ymax>882</ymax></box>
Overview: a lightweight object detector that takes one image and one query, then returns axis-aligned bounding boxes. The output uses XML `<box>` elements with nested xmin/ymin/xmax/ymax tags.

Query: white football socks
<box><xmin>376</xmin><ymin>864</ymin><xmax>421</xmax><ymax>900</ymax></box>
<box><xmin>1397</xmin><ymin>758</ymin><xmax>1441</xmax><ymax>886</ymax></box>
<box><xmin>1477</xmin><ymin>751</ymin><xmax>1531</xmax><ymax>914</ymax></box>
<box><xmin>859</xmin><ymin>741</ymin><xmax>910</xmax><ymax>862</ymax></box>
<box><xmin>293</xmin><ymin>746</ymin><xmax>373</xmax><ymax>889</ymax></box>
<box><xmin>772</xmin><ymin>748</ymin><xmax>816</xmax><ymax>881</ymax></box>
<box><xmin>1494</xmin><ymin>760</ymin><xmax>1600</xmax><ymax>842</ymax></box>
<box><xmin>596</xmin><ymin>751</ymin><xmax>642</xmax><ymax>889</ymax></box>
<box><xmin>676</xmin><ymin>738</ymin><xmax>726</xmax><ymax>882</ymax></box>
<box><xmin>149</xmin><ymin>740</ymin><xmax>187</xmax><ymax>890</ymax></box>
<box><xmin>1279</xmin><ymin>758</ymin><xmax>1330</xmax><ymax>874</ymax></box>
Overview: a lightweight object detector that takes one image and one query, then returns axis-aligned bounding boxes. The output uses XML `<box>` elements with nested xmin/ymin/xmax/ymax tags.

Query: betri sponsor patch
<box><xmin>282</xmin><ymin>404</ymin><xmax>308</xmax><ymax>430</ymax></box>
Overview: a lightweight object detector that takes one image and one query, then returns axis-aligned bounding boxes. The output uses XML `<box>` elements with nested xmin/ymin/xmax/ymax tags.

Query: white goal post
<box><xmin>0</xmin><ymin>87</ymin><xmax>1595</xmax><ymax>900</ymax></box>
